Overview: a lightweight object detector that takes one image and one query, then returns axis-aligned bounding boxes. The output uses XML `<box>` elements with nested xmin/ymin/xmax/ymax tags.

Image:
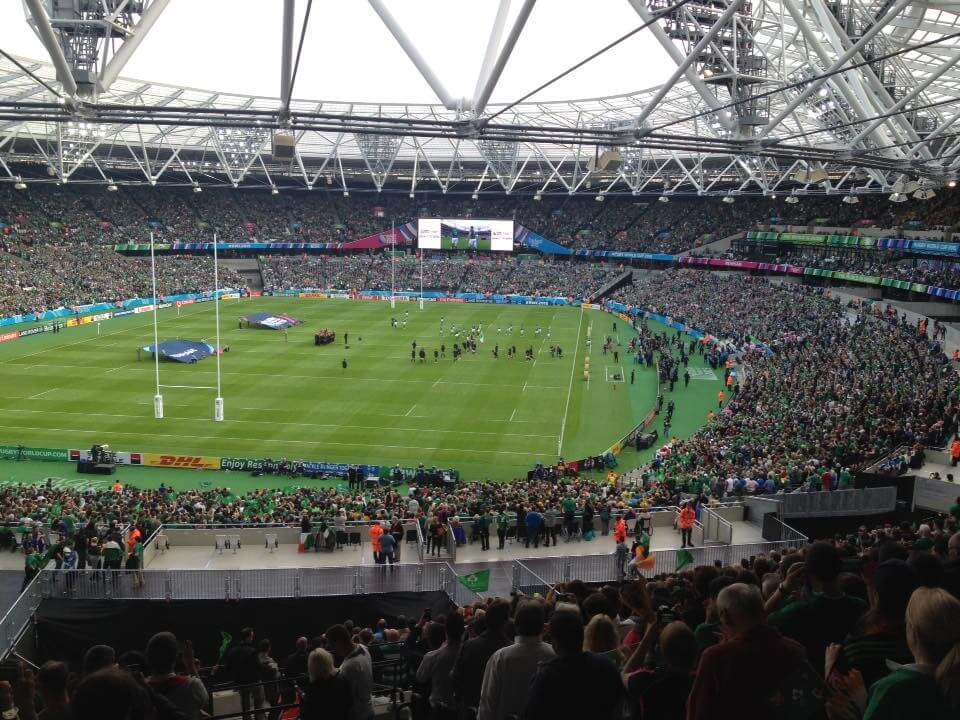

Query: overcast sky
<box><xmin>1</xmin><ymin>0</ymin><xmax>676</xmax><ymax>104</ymax></box>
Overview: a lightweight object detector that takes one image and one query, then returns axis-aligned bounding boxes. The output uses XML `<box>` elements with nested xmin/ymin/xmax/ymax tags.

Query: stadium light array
<box><xmin>13</xmin><ymin>177</ymin><xmax>26</xmax><ymax>190</ymax></box>
<box><xmin>842</xmin><ymin>194</ymin><xmax>859</xmax><ymax>204</ymax></box>
<box><xmin>595</xmin><ymin>194</ymin><xmax>604</xmax><ymax>202</ymax></box>
<box><xmin>785</xmin><ymin>195</ymin><xmax>799</xmax><ymax>204</ymax></box>
<box><xmin>107</xmin><ymin>182</ymin><xmax>118</xmax><ymax>192</ymax></box>
<box><xmin>271</xmin><ymin>187</ymin><xmax>279</xmax><ymax>195</ymax></box>
<box><xmin>949</xmin><ymin>180</ymin><xmax>957</xmax><ymax>188</ymax></box>
<box><xmin>658</xmin><ymin>196</ymin><xmax>669</xmax><ymax>203</ymax></box>
<box><xmin>913</xmin><ymin>188</ymin><xmax>936</xmax><ymax>200</ymax></box>
<box><xmin>193</xmin><ymin>184</ymin><xmax>202</xmax><ymax>193</ymax></box>
<box><xmin>722</xmin><ymin>195</ymin><xmax>735</xmax><ymax>204</ymax></box>
<box><xmin>889</xmin><ymin>192</ymin><xmax>907</xmax><ymax>203</ymax></box>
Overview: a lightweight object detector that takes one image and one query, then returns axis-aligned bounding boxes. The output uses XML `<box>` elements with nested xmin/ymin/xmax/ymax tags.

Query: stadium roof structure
<box><xmin>2</xmin><ymin>1</ymin><xmax>960</xmax><ymax>199</ymax></box>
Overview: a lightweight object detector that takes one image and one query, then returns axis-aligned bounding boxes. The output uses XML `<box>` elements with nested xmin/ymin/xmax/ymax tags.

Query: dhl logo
<box><xmin>158</xmin><ymin>455</ymin><xmax>207</xmax><ymax>467</ymax></box>
<box><xmin>143</xmin><ymin>454</ymin><xmax>220</xmax><ymax>469</ymax></box>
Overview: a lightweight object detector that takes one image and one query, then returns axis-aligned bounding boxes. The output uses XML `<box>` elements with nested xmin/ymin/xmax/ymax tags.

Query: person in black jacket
<box><xmin>298</xmin><ymin>648</ymin><xmax>353</xmax><ymax>720</ymax></box>
<box><xmin>282</xmin><ymin>637</ymin><xmax>309</xmax><ymax>704</ymax></box>
<box><xmin>225</xmin><ymin>628</ymin><xmax>264</xmax><ymax>720</ymax></box>
<box><xmin>522</xmin><ymin>609</ymin><xmax>624</xmax><ymax>720</ymax></box>
<box><xmin>452</xmin><ymin>600</ymin><xmax>511</xmax><ymax>714</ymax></box>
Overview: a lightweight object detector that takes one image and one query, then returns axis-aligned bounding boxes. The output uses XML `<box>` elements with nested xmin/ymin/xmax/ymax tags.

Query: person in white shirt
<box><xmin>478</xmin><ymin>601</ymin><xmax>555</xmax><ymax>720</ymax></box>
<box><xmin>415</xmin><ymin>612</ymin><xmax>465</xmax><ymax>716</ymax></box>
<box><xmin>325</xmin><ymin>625</ymin><xmax>373</xmax><ymax>720</ymax></box>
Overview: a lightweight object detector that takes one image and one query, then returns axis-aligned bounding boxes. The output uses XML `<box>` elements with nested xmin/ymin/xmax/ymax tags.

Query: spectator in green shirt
<box><xmin>766</xmin><ymin>542</ymin><xmax>867</xmax><ymax>673</ymax></box>
<box><xmin>949</xmin><ymin>496</ymin><xmax>960</xmax><ymax>525</ymax></box>
<box><xmin>862</xmin><ymin>587</ymin><xmax>960</xmax><ymax>719</ymax></box>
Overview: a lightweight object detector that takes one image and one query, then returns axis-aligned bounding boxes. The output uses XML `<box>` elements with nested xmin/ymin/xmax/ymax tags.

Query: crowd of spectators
<box><xmin>7</xmin><ymin>527</ymin><xmax>960</xmax><ymax>720</ymax></box>
<box><xmin>724</xmin><ymin>244</ymin><xmax>960</xmax><ymax>290</ymax></box>
<box><xmin>0</xmin><ymin>240</ymin><xmax>247</xmax><ymax>316</ymax></box>
<box><xmin>611</xmin><ymin>272</ymin><xmax>958</xmax><ymax>492</ymax></box>
<box><xmin>4</xmin><ymin>183</ymin><xmax>959</xmax><ymax>257</ymax></box>
<box><xmin>259</xmin><ymin>255</ymin><xmax>623</xmax><ymax>299</ymax></box>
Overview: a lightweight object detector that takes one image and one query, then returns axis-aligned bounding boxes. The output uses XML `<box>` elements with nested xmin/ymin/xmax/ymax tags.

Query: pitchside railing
<box><xmin>0</xmin><ymin>562</ymin><xmax>479</xmax><ymax>660</ymax></box>
<box><xmin>511</xmin><ymin>538</ymin><xmax>808</xmax><ymax>591</ymax></box>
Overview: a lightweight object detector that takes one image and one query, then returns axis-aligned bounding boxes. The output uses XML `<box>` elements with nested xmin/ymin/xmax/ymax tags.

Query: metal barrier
<box><xmin>445</xmin><ymin>522</ymin><xmax>458</xmax><ymax>562</ymax></box>
<box><xmin>762</xmin><ymin>515</ymin><xmax>808</xmax><ymax>544</ymax></box>
<box><xmin>701</xmin><ymin>506</ymin><xmax>734</xmax><ymax>545</ymax></box>
<box><xmin>441</xmin><ymin>563</ymin><xmax>482</xmax><ymax>607</ymax></box>
<box><xmin>743</xmin><ymin>496</ymin><xmax>782</xmax><ymax>523</ymax></box>
<box><xmin>509</xmin><ymin>538</ymin><xmax>808</xmax><ymax>588</ymax></box>
<box><xmin>778</xmin><ymin>487</ymin><xmax>898</xmax><ymax>518</ymax></box>
<box><xmin>0</xmin><ymin>567</ymin><xmax>45</xmax><ymax>660</ymax></box>
<box><xmin>31</xmin><ymin>564</ymin><xmax>454</xmax><ymax>601</ymax></box>
<box><xmin>512</xmin><ymin>561</ymin><xmax>554</xmax><ymax>596</ymax></box>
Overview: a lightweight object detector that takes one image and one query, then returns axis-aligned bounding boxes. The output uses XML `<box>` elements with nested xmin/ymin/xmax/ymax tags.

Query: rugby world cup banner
<box><xmin>143</xmin><ymin>453</ymin><xmax>221</xmax><ymax>470</ymax></box>
<box><xmin>0</xmin><ymin>446</ymin><xmax>68</xmax><ymax>461</ymax></box>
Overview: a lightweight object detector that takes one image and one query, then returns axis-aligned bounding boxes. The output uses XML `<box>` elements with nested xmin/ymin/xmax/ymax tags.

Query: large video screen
<box><xmin>417</xmin><ymin>218</ymin><xmax>514</xmax><ymax>252</ymax></box>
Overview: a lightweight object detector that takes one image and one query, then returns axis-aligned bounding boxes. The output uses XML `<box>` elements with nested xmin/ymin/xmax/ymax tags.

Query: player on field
<box><xmin>468</xmin><ymin>226</ymin><xmax>478</xmax><ymax>250</ymax></box>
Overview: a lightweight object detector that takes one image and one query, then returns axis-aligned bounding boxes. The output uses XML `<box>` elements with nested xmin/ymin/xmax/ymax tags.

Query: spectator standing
<box><xmin>687</xmin><ymin>584</ymin><xmax>819</xmax><ymax>720</ymax></box>
<box><xmin>861</xmin><ymin>587</ymin><xmax>960</xmax><ymax>719</ymax></box>
<box><xmin>36</xmin><ymin>661</ymin><xmax>72</xmax><ymax>720</ymax></box>
<box><xmin>521</xmin><ymin>609</ymin><xmax>623</xmax><ymax>720</ymax></box>
<box><xmin>624</xmin><ymin>621</ymin><xmax>697</xmax><ymax>720</ymax></box>
<box><xmin>256</xmin><ymin>640</ymin><xmax>281</xmax><ymax>720</ymax></box>
<box><xmin>452</xmin><ymin>600</ymin><xmax>511</xmax><ymax>714</ymax></box>
<box><xmin>145</xmin><ymin>632</ymin><xmax>208</xmax><ymax>720</ymax></box>
<box><xmin>828</xmin><ymin>560</ymin><xmax>919</xmax><ymax>690</ymax></box>
<box><xmin>325</xmin><ymin>624</ymin><xmax>374</xmax><ymax>720</ymax></box>
<box><xmin>379</xmin><ymin>526</ymin><xmax>397</xmax><ymax>566</ymax></box>
<box><xmin>282</xmin><ymin>637</ymin><xmax>308</xmax><ymax>705</ymax></box>
<box><xmin>416</xmin><ymin>612</ymin><xmax>465</xmax><ymax>720</ymax></box>
<box><xmin>225</xmin><ymin>628</ymin><xmax>265</xmax><ymax>720</ymax></box>
<box><xmin>767</xmin><ymin>542</ymin><xmax>867</xmax><ymax>669</ymax></box>
<box><xmin>478</xmin><ymin>601</ymin><xmax>555</xmax><ymax>720</ymax></box>
<box><xmin>298</xmin><ymin>648</ymin><xmax>353</xmax><ymax>720</ymax></box>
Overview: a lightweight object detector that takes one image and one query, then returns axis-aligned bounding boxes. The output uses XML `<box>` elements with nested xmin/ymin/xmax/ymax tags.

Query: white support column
<box><xmin>280</xmin><ymin>0</ymin><xmax>296</xmax><ymax>117</ymax></box>
<box><xmin>626</xmin><ymin>0</ymin><xmax>735</xmax><ymax>133</ymax></box>
<box><xmin>808</xmin><ymin>0</ymin><xmax>926</xmax><ymax>155</ymax></box>
<box><xmin>368</xmin><ymin>0</ymin><xmax>458</xmax><ymax>110</ymax></box>
<box><xmin>473</xmin><ymin>0</ymin><xmax>512</xmax><ymax>111</ymax></box>
<box><xmin>759</xmin><ymin>0</ymin><xmax>913</xmax><ymax>139</ymax></box>
<box><xmin>766</xmin><ymin>0</ymin><xmax>912</xmax><ymax>147</ymax></box>
<box><xmin>213</xmin><ymin>232</ymin><xmax>224</xmax><ymax>422</ymax></box>
<box><xmin>23</xmin><ymin>0</ymin><xmax>79</xmax><ymax>96</ymax></box>
<box><xmin>846</xmin><ymin>48</ymin><xmax>960</xmax><ymax>148</ymax></box>
<box><xmin>634</xmin><ymin>0</ymin><xmax>744</xmax><ymax>128</ymax></box>
<box><xmin>149</xmin><ymin>232</ymin><xmax>163</xmax><ymax>419</ymax></box>
<box><xmin>96</xmin><ymin>0</ymin><xmax>172</xmax><ymax>94</ymax></box>
<box><xmin>473</xmin><ymin>0</ymin><xmax>537</xmax><ymax>116</ymax></box>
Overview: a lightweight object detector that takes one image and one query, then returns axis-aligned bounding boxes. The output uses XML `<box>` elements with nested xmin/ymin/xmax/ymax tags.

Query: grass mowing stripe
<box><xmin>558</xmin><ymin>305</ymin><xmax>585</xmax><ymax>458</ymax></box>
<box><xmin>0</xmin><ymin>423</ymin><xmax>549</xmax><ymax>457</ymax></box>
<box><xmin>0</xmin><ymin>300</ymin><xmax>662</xmax><ymax>480</ymax></box>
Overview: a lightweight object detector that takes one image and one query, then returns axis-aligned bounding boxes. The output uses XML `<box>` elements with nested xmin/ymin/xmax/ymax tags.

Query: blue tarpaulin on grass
<box><xmin>143</xmin><ymin>340</ymin><xmax>215</xmax><ymax>363</ymax></box>
<box><xmin>244</xmin><ymin>312</ymin><xmax>300</xmax><ymax>330</ymax></box>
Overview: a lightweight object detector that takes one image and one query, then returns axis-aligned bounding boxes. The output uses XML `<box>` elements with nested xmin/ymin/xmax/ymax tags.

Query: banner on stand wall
<box><xmin>0</xmin><ymin>446</ymin><xmax>68</xmax><ymax>461</ymax></box>
<box><xmin>142</xmin><ymin>453</ymin><xmax>221</xmax><ymax>470</ymax></box>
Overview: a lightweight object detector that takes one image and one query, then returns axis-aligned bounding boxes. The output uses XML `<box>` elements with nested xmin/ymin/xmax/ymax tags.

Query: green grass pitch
<box><xmin>0</xmin><ymin>299</ymin><xmax>723</xmax><ymax>483</ymax></box>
